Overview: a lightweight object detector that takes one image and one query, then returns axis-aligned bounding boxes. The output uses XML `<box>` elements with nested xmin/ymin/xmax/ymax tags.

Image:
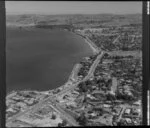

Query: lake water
<box><xmin>6</xmin><ymin>27</ymin><xmax>93</xmax><ymax>93</ymax></box>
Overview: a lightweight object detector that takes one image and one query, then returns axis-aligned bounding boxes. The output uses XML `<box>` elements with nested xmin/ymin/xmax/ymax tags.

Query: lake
<box><xmin>6</xmin><ymin>27</ymin><xmax>93</xmax><ymax>93</ymax></box>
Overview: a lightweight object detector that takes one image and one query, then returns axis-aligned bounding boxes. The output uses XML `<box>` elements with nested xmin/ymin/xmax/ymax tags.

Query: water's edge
<box><xmin>6</xmin><ymin>27</ymin><xmax>97</xmax><ymax>96</ymax></box>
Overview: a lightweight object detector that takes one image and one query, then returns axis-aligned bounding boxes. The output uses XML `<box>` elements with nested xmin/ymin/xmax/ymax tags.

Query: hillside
<box><xmin>6</xmin><ymin>14</ymin><xmax>142</xmax><ymax>28</ymax></box>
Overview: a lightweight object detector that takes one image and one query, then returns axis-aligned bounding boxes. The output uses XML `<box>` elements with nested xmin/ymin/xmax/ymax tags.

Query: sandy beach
<box><xmin>73</xmin><ymin>31</ymin><xmax>100</xmax><ymax>54</ymax></box>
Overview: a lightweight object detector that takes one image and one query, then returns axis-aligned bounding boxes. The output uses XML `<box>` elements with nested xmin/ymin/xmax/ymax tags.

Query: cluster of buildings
<box><xmin>6</xmin><ymin>90</ymin><xmax>61</xmax><ymax>118</ymax></box>
<box><xmin>113</xmin><ymin>103</ymin><xmax>142</xmax><ymax>126</ymax></box>
<box><xmin>6</xmin><ymin>14</ymin><xmax>142</xmax><ymax>126</ymax></box>
<box><xmin>6</xmin><ymin>91</ymin><xmax>44</xmax><ymax>119</ymax></box>
<box><xmin>77</xmin><ymin>54</ymin><xmax>98</xmax><ymax>78</ymax></box>
<box><xmin>6</xmin><ymin>90</ymin><xmax>71</xmax><ymax>127</ymax></box>
<box><xmin>60</xmin><ymin>52</ymin><xmax>142</xmax><ymax>126</ymax></box>
<box><xmin>63</xmin><ymin>23</ymin><xmax>142</xmax><ymax>125</ymax></box>
<box><xmin>52</xmin><ymin>21</ymin><xmax>142</xmax><ymax>126</ymax></box>
<box><xmin>75</xmin><ymin>24</ymin><xmax>142</xmax><ymax>52</ymax></box>
<box><xmin>117</xmin><ymin>34</ymin><xmax>142</xmax><ymax>51</ymax></box>
<box><xmin>18</xmin><ymin>103</ymin><xmax>69</xmax><ymax>127</ymax></box>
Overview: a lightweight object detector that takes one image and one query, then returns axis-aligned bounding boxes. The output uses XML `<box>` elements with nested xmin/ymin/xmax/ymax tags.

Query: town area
<box><xmin>6</xmin><ymin>13</ymin><xmax>142</xmax><ymax>127</ymax></box>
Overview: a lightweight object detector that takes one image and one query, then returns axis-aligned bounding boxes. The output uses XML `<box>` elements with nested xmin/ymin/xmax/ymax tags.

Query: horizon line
<box><xmin>6</xmin><ymin>12</ymin><xmax>142</xmax><ymax>16</ymax></box>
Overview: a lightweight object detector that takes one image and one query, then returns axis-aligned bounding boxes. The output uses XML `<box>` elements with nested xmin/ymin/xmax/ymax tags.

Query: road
<box><xmin>49</xmin><ymin>102</ymin><xmax>80</xmax><ymax>126</ymax></box>
<box><xmin>85</xmin><ymin>36</ymin><xmax>100</xmax><ymax>54</ymax></box>
<box><xmin>112</xmin><ymin>35</ymin><xmax>120</xmax><ymax>44</ymax></box>
<box><xmin>7</xmin><ymin>51</ymin><xmax>104</xmax><ymax>126</ymax></box>
<box><xmin>50</xmin><ymin>35</ymin><xmax>121</xmax><ymax>126</ymax></box>
<box><xmin>117</xmin><ymin>106</ymin><xmax>126</xmax><ymax>122</ymax></box>
<box><xmin>56</xmin><ymin>51</ymin><xmax>104</xmax><ymax>97</ymax></box>
<box><xmin>83</xmin><ymin>51</ymin><xmax>104</xmax><ymax>78</ymax></box>
<box><xmin>6</xmin><ymin>120</ymin><xmax>37</xmax><ymax>127</ymax></box>
<box><xmin>111</xmin><ymin>77</ymin><xmax>118</xmax><ymax>93</ymax></box>
<box><xmin>51</xmin><ymin>51</ymin><xmax>104</xmax><ymax>126</ymax></box>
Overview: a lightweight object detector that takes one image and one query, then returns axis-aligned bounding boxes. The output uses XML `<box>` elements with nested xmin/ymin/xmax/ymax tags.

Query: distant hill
<box><xmin>6</xmin><ymin>14</ymin><xmax>142</xmax><ymax>28</ymax></box>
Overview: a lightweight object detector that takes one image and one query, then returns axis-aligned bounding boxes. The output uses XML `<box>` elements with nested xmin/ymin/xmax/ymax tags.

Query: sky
<box><xmin>6</xmin><ymin>1</ymin><xmax>142</xmax><ymax>15</ymax></box>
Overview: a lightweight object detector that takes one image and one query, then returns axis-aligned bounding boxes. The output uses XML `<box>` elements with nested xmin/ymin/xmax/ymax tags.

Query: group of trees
<box><xmin>76</xmin><ymin>112</ymin><xmax>87</xmax><ymax>126</ymax></box>
<box><xmin>58</xmin><ymin>120</ymin><xmax>68</xmax><ymax>127</ymax></box>
<box><xmin>116</xmin><ymin>91</ymin><xmax>135</xmax><ymax>101</ymax></box>
<box><xmin>78</xmin><ymin>82</ymin><xmax>88</xmax><ymax>93</ymax></box>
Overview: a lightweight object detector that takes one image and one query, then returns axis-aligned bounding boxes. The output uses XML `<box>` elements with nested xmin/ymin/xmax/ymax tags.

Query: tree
<box><xmin>85</xmin><ymin>80</ymin><xmax>92</xmax><ymax>85</ymax></box>
<box><xmin>58</xmin><ymin>123</ymin><xmax>62</xmax><ymax>127</ymax></box>
<box><xmin>51</xmin><ymin>113</ymin><xmax>56</xmax><ymax>120</ymax></box>
<box><xmin>62</xmin><ymin>120</ymin><xmax>67</xmax><ymax>126</ymax></box>
<box><xmin>58</xmin><ymin>120</ymin><xmax>67</xmax><ymax>127</ymax></box>
<box><xmin>104</xmin><ymin>53</ymin><xmax>109</xmax><ymax>58</ymax></box>
<box><xmin>78</xmin><ymin>82</ymin><xmax>87</xmax><ymax>93</ymax></box>
<box><xmin>106</xmin><ymin>93</ymin><xmax>116</xmax><ymax>101</ymax></box>
<box><xmin>76</xmin><ymin>112</ymin><xmax>87</xmax><ymax>126</ymax></box>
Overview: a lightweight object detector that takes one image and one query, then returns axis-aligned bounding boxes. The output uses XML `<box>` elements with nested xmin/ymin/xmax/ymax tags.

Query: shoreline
<box><xmin>6</xmin><ymin>27</ymin><xmax>98</xmax><ymax>97</ymax></box>
<box><xmin>68</xmin><ymin>63</ymin><xmax>82</xmax><ymax>81</ymax></box>
<box><xmin>73</xmin><ymin>31</ymin><xmax>99</xmax><ymax>54</ymax></box>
